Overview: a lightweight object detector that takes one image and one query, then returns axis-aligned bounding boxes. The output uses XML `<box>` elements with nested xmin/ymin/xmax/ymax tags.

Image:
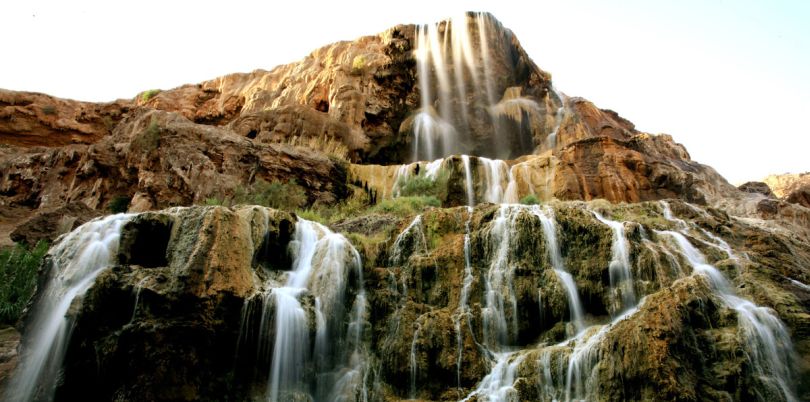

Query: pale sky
<box><xmin>2</xmin><ymin>0</ymin><xmax>808</xmax><ymax>184</ymax></box>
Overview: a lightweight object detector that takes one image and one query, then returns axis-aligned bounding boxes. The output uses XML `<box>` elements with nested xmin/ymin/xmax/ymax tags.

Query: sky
<box><xmin>2</xmin><ymin>0</ymin><xmax>808</xmax><ymax>183</ymax></box>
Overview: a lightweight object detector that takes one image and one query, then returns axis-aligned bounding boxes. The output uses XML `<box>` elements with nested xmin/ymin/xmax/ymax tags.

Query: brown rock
<box><xmin>0</xmin><ymin>89</ymin><xmax>132</xmax><ymax>147</ymax></box>
<box><xmin>10</xmin><ymin>202</ymin><xmax>101</xmax><ymax>246</ymax></box>
<box><xmin>738</xmin><ymin>181</ymin><xmax>774</xmax><ymax>197</ymax></box>
<box><xmin>786</xmin><ymin>184</ymin><xmax>810</xmax><ymax>208</ymax></box>
<box><xmin>763</xmin><ymin>172</ymin><xmax>810</xmax><ymax>198</ymax></box>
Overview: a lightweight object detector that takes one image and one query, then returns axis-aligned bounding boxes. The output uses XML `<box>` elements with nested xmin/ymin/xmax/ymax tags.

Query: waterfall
<box><xmin>481</xmin><ymin>205</ymin><xmax>521</xmax><ymax>347</ymax></box>
<box><xmin>409</xmin><ymin>321</ymin><xmax>422</xmax><ymax>399</ymax></box>
<box><xmin>532</xmin><ymin>206</ymin><xmax>586</xmax><ymax>333</ymax></box>
<box><xmin>389</xmin><ymin>215</ymin><xmax>427</xmax><ymax>267</ymax></box>
<box><xmin>660</xmin><ymin>230</ymin><xmax>797</xmax><ymax>401</ymax></box>
<box><xmin>462</xmin><ymin>155</ymin><xmax>475</xmax><ymax>206</ymax></box>
<box><xmin>592</xmin><ymin>211</ymin><xmax>637</xmax><ymax>313</ymax></box>
<box><xmin>5</xmin><ymin>214</ymin><xmax>132</xmax><ymax>402</ymax></box>
<box><xmin>546</xmin><ymin>87</ymin><xmax>566</xmax><ymax>149</ymax></box>
<box><xmin>252</xmin><ymin>218</ymin><xmax>367</xmax><ymax>402</ymax></box>
<box><xmin>479</xmin><ymin>157</ymin><xmax>516</xmax><ymax>204</ymax></box>
<box><xmin>412</xmin><ymin>13</ymin><xmax>521</xmax><ymax>161</ymax></box>
<box><xmin>455</xmin><ymin>206</ymin><xmax>475</xmax><ymax>388</ymax></box>
<box><xmin>461</xmin><ymin>352</ymin><xmax>526</xmax><ymax>402</ymax></box>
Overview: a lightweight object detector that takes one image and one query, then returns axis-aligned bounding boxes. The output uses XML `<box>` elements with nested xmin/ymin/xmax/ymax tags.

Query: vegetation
<box><xmin>140</xmin><ymin>89</ymin><xmax>161</xmax><ymax>102</ymax></box>
<box><xmin>371</xmin><ymin>196</ymin><xmax>440</xmax><ymax>216</ymax></box>
<box><xmin>132</xmin><ymin>117</ymin><xmax>161</xmax><ymax>153</ymax></box>
<box><xmin>395</xmin><ymin>170</ymin><xmax>449</xmax><ymax>201</ymax></box>
<box><xmin>0</xmin><ymin>241</ymin><xmax>48</xmax><ymax>324</ymax></box>
<box><xmin>520</xmin><ymin>194</ymin><xmax>540</xmax><ymax>205</ymax></box>
<box><xmin>205</xmin><ymin>179</ymin><xmax>309</xmax><ymax>211</ymax></box>
<box><xmin>351</xmin><ymin>55</ymin><xmax>367</xmax><ymax>75</ymax></box>
<box><xmin>108</xmin><ymin>196</ymin><xmax>132</xmax><ymax>213</ymax></box>
<box><xmin>243</xmin><ymin>179</ymin><xmax>308</xmax><ymax>210</ymax></box>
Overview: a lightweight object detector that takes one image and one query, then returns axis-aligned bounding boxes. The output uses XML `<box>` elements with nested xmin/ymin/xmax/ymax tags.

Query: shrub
<box><xmin>132</xmin><ymin>117</ymin><xmax>161</xmax><ymax>153</ymax></box>
<box><xmin>0</xmin><ymin>241</ymin><xmax>49</xmax><ymax>324</ymax></box>
<box><xmin>351</xmin><ymin>55</ymin><xmax>367</xmax><ymax>75</ymax></box>
<box><xmin>520</xmin><ymin>194</ymin><xmax>540</xmax><ymax>205</ymax></box>
<box><xmin>371</xmin><ymin>196</ymin><xmax>440</xmax><ymax>216</ymax></box>
<box><xmin>204</xmin><ymin>197</ymin><xmax>224</xmax><ymax>206</ymax></box>
<box><xmin>140</xmin><ymin>89</ymin><xmax>161</xmax><ymax>102</ymax></box>
<box><xmin>41</xmin><ymin>105</ymin><xmax>57</xmax><ymax>115</ymax></box>
<box><xmin>234</xmin><ymin>179</ymin><xmax>308</xmax><ymax>211</ymax></box>
<box><xmin>108</xmin><ymin>196</ymin><xmax>131</xmax><ymax>213</ymax></box>
<box><xmin>396</xmin><ymin>170</ymin><xmax>449</xmax><ymax>201</ymax></box>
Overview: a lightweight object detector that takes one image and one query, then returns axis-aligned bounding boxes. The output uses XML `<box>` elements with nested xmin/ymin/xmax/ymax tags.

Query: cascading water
<box><xmin>531</xmin><ymin>206</ymin><xmax>586</xmax><ymax>333</ymax></box>
<box><xmin>462</xmin><ymin>155</ymin><xmax>475</xmax><ymax>206</ymax></box>
<box><xmin>546</xmin><ymin>87</ymin><xmax>566</xmax><ymax>149</ymax></box>
<box><xmin>455</xmin><ymin>206</ymin><xmax>475</xmax><ymax>389</ymax></box>
<box><xmin>5</xmin><ymin>214</ymin><xmax>132</xmax><ymax>402</ymax></box>
<box><xmin>481</xmin><ymin>205</ymin><xmax>521</xmax><ymax>347</ymax></box>
<box><xmin>461</xmin><ymin>352</ymin><xmax>526</xmax><ymax>402</ymax></box>
<box><xmin>248</xmin><ymin>218</ymin><xmax>367</xmax><ymax>402</ymax></box>
<box><xmin>591</xmin><ymin>211</ymin><xmax>637</xmax><ymax>313</ymax></box>
<box><xmin>660</xmin><ymin>230</ymin><xmax>797</xmax><ymax>402</ymax></box>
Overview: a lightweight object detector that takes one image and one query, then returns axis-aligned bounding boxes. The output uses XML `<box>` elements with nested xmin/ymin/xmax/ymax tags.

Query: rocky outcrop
<box><xmin>53</xmin><ymin>206</ymin><xmax>296</xmax><ymax>401</ymax></box>
<box><xmin>739</xmin><ymin>181</ymin><xmax>775</xmax><ymax>197</ymax></box>
<box><xmin>0</xmin><ymin>108</ymin><xmax>348</xmax><ymax>216</ymax></box>
<box><xmin>0</xmin><ymin>89</ymin><xmax>132</xmax><ymax>147</ymax></box>
<box><xmin>763</xmin><ymin>172</ymin><xmax>810</xmax><ymax>198</ymax></box>
<box><xmin>9</xmin><ymin>202</ymin><xmax>100</xmax><ymax>246</ymax></box>
<box><xmin>786</xmin><ymin>185</ymin><xmax>810</xmax><ymax>208</ymax></box>
<box><xmin>553</xmin><ymin>134</ymin><xmax>737</xmax><ymax>204</ymax></box>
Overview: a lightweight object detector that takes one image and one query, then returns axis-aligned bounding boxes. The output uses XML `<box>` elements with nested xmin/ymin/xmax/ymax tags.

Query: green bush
<box><xmin>0</xmin><ymin>241</ymin><xmax>49</xmax><ymax>324</ymax></box>
<box><xmin>396</xmin><ymin>170</ymin><xmax>449</xmax><ymax>201</ymax></box>
<box><xmin>520</xmin><ymin>194</ymin><xmax>540</xmax><ymax>205</ymax></box>
<box><xmin>234</xmin><ymin>179</ymin><xmax>308</xmax><ymax>211</ymax></box>
<box><xmin>108</xmin><ymin>196</ymin><xmax>131</xmax><ymax>213</ymax></box>
<box><xmin>371</xmin><ymin>196</ymin><xmax>440</xmax><ymax>216</ymax></box>
<box><xmin>204</xmin><ymin>197</ymin><xmax>225</xmax><ymax>206</ymax></box>
<box><xmin>140</xmin><ymin>89</ymin><xmax>161</xmax><ymax>102</ymax></box>
<box><xmin>351</xmin><ymin>55</ymin><xmax>367</xmax><ymax>75</ymax></box>
<box><xmin>132</xmin><ymin>117</ymin><xmax>161</xmax><ymax>153</ymax></box>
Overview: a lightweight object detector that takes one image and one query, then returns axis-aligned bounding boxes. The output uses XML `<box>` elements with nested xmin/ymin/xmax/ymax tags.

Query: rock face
<box><xmin>739</xmin><ymin>181</ymin><xmax>775</xmax><ymax>197</ymax></box>
<box><xmin>1</xmin><ymin>108</ymin><xmax>348</xmax><ymax>244</ymax></box>
<box><xmin>0</xmin><ymin>89</ymin><xmax>132</xmax><ymax>147</ymax></box>
<box><xmin>786</xmin><ymin>184</ymin><xmax>810</xmax><ymax>208</ymax></box>
<box><xmin>10</xmin><ymin>202</ymin><xmax>101</xmax><ymax>246</ymax></box>
<box><xmin>9</xmin><ymin>201</ymin><xmax>808</xmax><ymax>401</ymax></box>
<box><xmin>763</xmin><ymin>172</ymin><xmax>810</xmax><ymax>198</ymax></box>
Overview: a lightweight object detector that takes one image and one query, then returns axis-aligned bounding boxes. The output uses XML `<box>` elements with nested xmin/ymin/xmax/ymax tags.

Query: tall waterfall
<box><xmin>246</xmin><ymin>218</ymin><xmax>368</xmax><ymax>402</ymax></box>
<box><xmin>412</xmin><ymin>13</ymin><xmax>517</xmax><ymax>161</ymax></box>
<box><xmin>5</xmin><ymin>214</ymin><xmax>132</xmax><ymax>402</ymax></box>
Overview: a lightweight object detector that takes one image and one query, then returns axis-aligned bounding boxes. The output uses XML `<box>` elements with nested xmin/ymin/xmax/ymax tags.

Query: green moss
<box><xmin>520</xmin><ymin>194</ymin><xmax>540</xmax><ymax>205</ymax></box>
<box><xmin>0</xmin><ymin>241</ymin><xmax>49</xmax><ymax>324</ymax></box>
<box><xmin>140</xmin><ymin>89</ymin><xmax>161</xmax><ymax>102</ymax></box>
